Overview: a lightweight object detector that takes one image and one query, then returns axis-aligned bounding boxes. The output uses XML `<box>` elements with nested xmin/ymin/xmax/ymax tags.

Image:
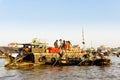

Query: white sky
<box><xmin>0</xmin><ymin>0</ymin><xmax>120</xmax><ymax>48</ymax></box>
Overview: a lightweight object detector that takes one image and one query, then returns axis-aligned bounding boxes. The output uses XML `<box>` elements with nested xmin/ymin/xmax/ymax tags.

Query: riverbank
<box><xmin>0</xmin><ymin>56</ymin><xmax>6</xmax><ymax>58</ymax></box>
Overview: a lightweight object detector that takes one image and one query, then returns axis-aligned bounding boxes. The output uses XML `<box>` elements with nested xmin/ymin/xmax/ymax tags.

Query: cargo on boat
<box><xmin>4</xmin><ymin>38</ymin><xmax>111</xmax><ymax>68</ymax></box>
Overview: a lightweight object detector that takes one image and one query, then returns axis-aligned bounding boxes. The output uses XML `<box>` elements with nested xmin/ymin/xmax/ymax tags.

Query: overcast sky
<box><xmin>0</xmin><ymin>0</ymin><xmax>120</xmax><ymax>48</ymax></box>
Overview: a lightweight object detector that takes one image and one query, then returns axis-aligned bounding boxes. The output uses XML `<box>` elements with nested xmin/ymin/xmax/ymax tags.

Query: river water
<box><xmin>0</xmin><ymin>56</ymin><xmax>120</xmax><ymax>80</ymax></box>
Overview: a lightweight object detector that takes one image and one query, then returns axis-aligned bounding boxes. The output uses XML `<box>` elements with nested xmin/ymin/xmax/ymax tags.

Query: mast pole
<box><xmin>82</xmin><ymin>28</ymin><xmax>85</xmax><ymax>50</ymax></box>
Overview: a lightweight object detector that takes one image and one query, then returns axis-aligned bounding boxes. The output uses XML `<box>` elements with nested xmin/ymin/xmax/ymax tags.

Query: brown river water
<box><xmin>0</xmin><ymin>56</ymin><xmax>120</xmax><ymax>80</ymax></box>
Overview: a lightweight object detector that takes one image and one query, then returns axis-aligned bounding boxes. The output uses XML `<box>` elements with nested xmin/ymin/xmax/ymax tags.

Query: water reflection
<box><xmin>1</xmin><ymin>56</ymin><xmax>120</xmax><ymax>80</ymax></box>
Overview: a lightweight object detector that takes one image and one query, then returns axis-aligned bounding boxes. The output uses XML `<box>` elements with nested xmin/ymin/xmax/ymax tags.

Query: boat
<box><xmin>94</xmin><ymin>58</ymin><xmax>111</xmax><ymax>66</ymax></box>
<box><xmin>4</xmin><ymin>38</ymin><xmax>111</xmax><ymax>68</ymax></box>
<box><xmin>5</xmin><ymin>43</ymin><xmax>82</xmax><ymax>67</ymax></box>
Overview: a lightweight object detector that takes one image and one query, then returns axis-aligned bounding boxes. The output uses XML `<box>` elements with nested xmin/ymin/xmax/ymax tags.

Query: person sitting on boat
<box><xmin>23</xmin><ymin>45</ymin><xmax>30</xmax><ymax>55</ymax></box>
<box><xmin>16</xmin><ymin>48</ymin><xmax>22</xmax><ymax>58</ymax></box>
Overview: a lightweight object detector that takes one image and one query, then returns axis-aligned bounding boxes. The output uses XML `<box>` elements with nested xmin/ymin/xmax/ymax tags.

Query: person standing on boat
<box><xmin>68</xmin><ymin>41</ymin><xmax>72</xmax><ymax>50</ymax></box>
<box><xmin>62</xmin><ymin>40</ymin><xmax>66</xmax><ymax>50</ymax></box>
<box><xmin>64</xmin><ymin>41</ymin><xmax>71</xmax><ymax>51</ymax></box>
<box><xmin>59</xmin><ymin>39</ymin><xmax>63</xmax><ymax>50</ymax></box>
<box><xmin>54</xmin><ymin>40</ymin><xmax>58</xmax><ymax>48</ymax></box>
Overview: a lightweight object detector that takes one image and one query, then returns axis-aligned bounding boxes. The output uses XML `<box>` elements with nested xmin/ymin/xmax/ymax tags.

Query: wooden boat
<box><xmin>94</xmin><ymin>58</ymin><xmax>111</xmax><ymax>66</ymax></box>
<box><xmin>4</xmin><ymin>41</ymin><xmax>111</xmax><ymax>68</ymax></box>
<box><xmin>5</xmin><ymin>41</ymin><xmax>82</xmax><ymax>67</ymax></box>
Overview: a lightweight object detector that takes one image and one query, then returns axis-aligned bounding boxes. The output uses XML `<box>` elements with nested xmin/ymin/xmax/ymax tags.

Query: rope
<box><xmin>52</xmin><ymin>56</ymin><xmax>61</xmax><ymax>66</ymax></box>
<box><xmin>78</xmin><ymin>58</ymin><xmax>87</xmax><ymax>65</ymax></box>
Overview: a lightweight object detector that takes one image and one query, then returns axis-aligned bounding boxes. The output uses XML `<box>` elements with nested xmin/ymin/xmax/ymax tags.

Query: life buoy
<box><xmin>38</xmin><ymin>56</ymin><xmax>46</xmax><ymax>62</ymax></box>
<box><xmin>42</xmin><ymin>56</ymin><xmax>46</xmax><ymax>63</ymax></box>
<box><xmin>38</xmin><ymin>57</ymin><xmax>43</xmax><ymax>62</ymax></box>
<box><xmin>51</xmin><ymin>58</ymin><xmax>56</xmax><ymax>63</ymax></box>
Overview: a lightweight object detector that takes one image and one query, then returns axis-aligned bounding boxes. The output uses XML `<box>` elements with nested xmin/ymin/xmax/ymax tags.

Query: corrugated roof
<box><xmin>0</xmin><ymin>47</ymin><xmax>17</xmax><ymax>54</ymax></box>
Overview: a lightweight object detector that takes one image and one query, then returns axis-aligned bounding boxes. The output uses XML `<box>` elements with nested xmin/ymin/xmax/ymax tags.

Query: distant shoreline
<box><xmin>0</xmin><ymin>56</ymin><xmax>6</xmax><ymax>58</ymax></box>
